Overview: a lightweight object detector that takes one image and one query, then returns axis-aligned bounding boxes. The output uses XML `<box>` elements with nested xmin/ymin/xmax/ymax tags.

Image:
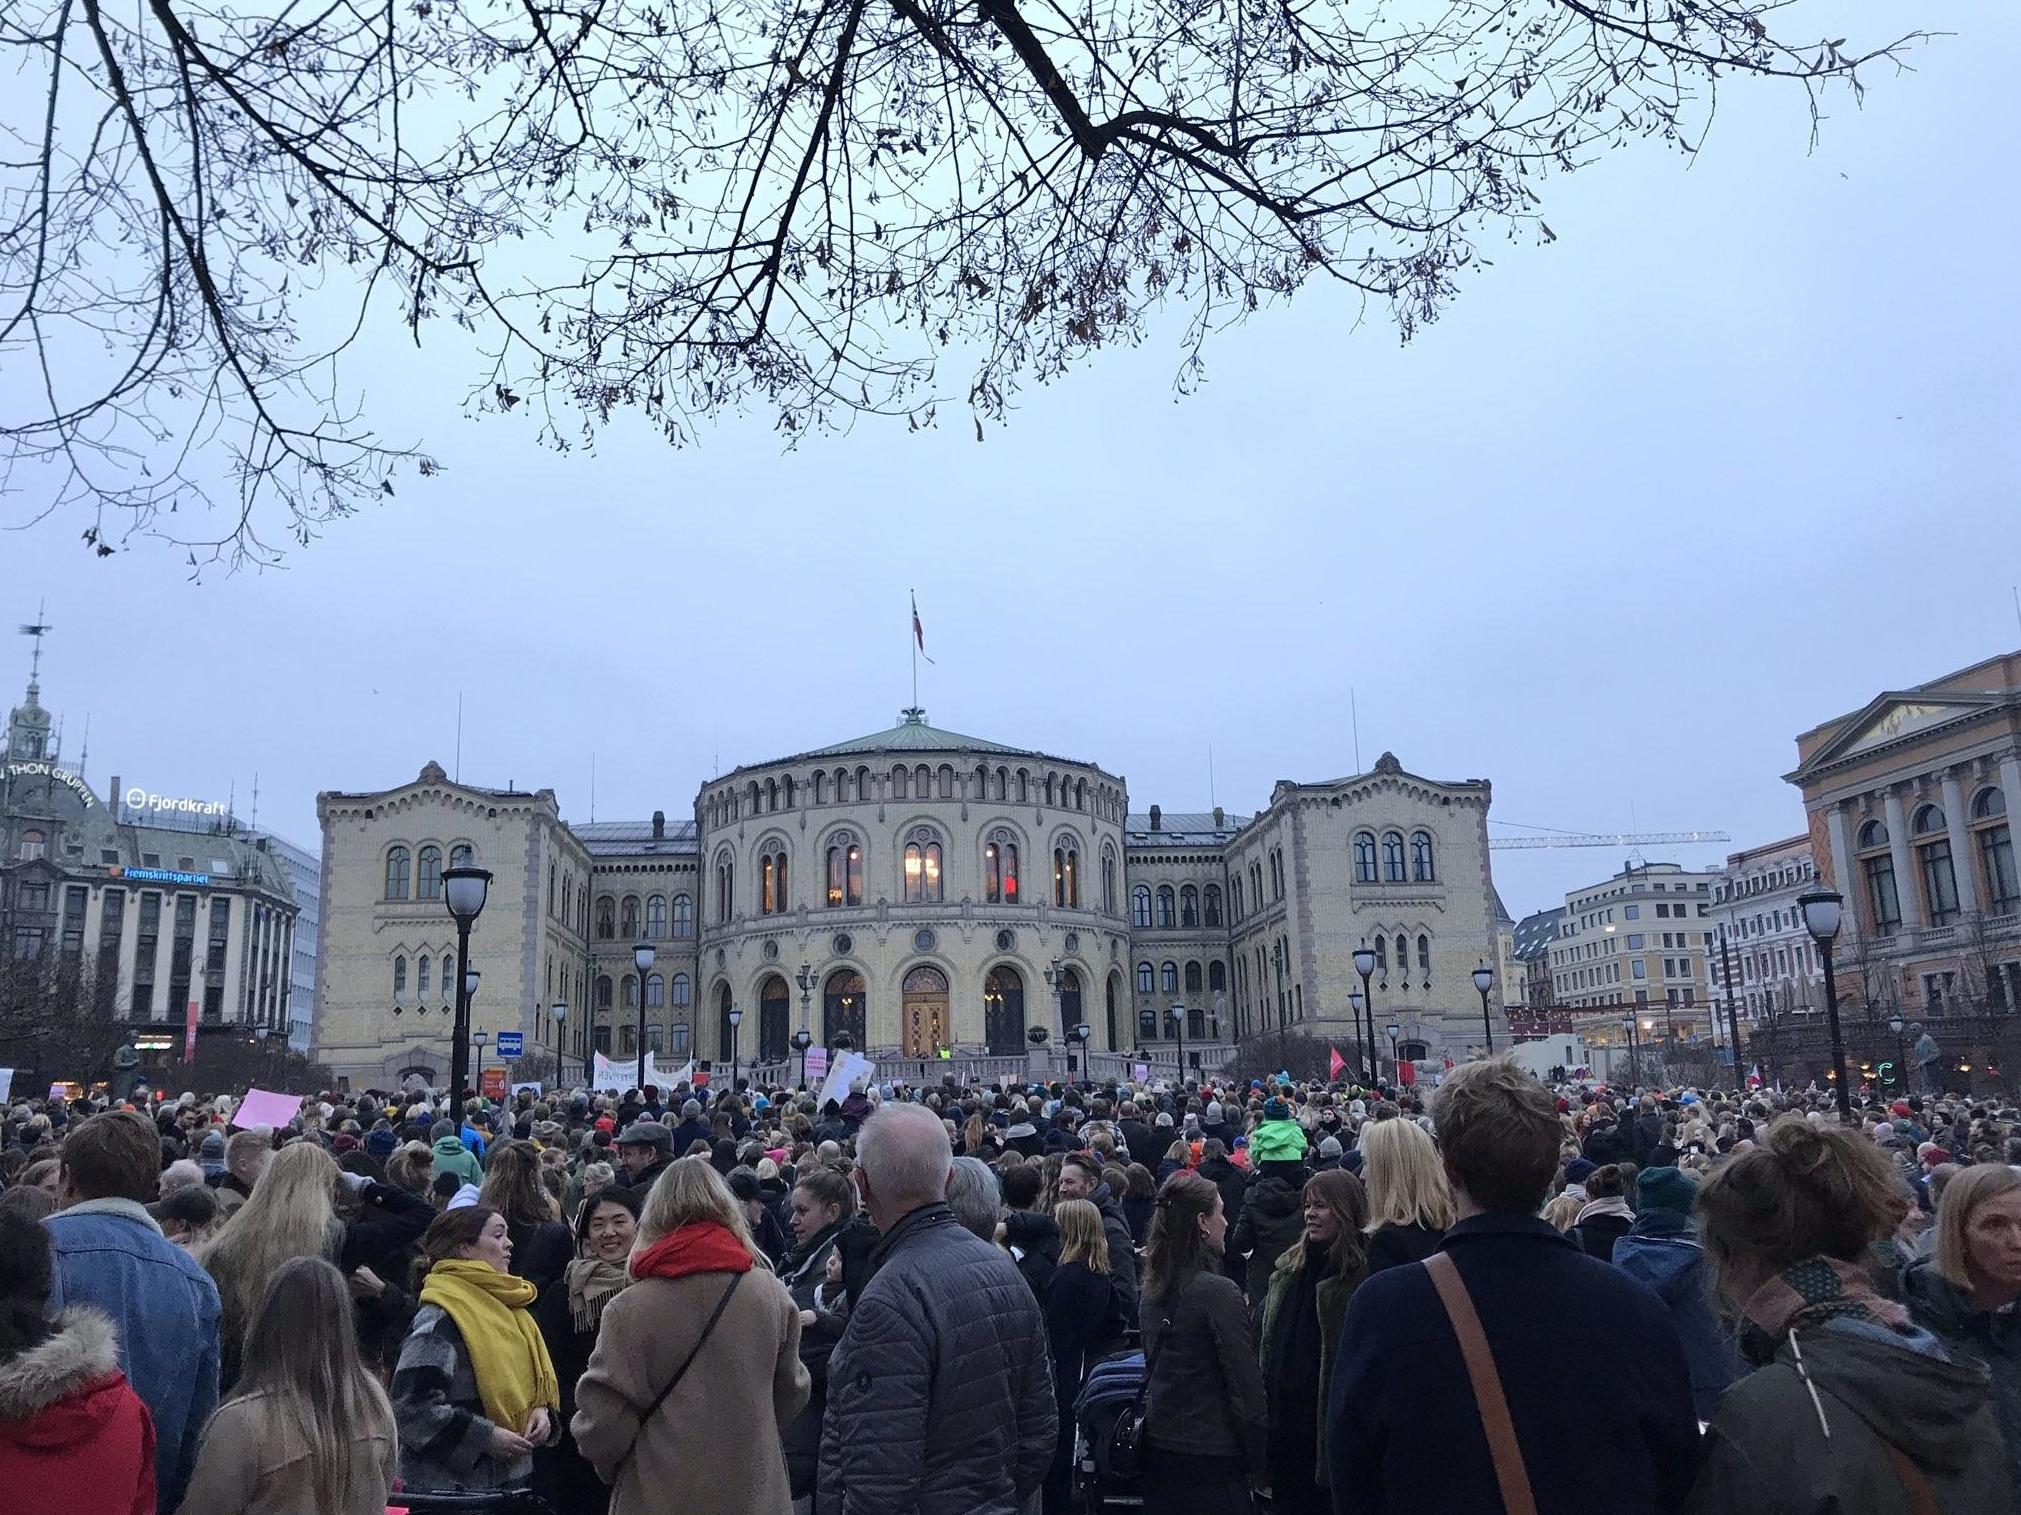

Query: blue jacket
<box><xmin>1613</xmin><ymin>1209</ymin><xmax>1743</xmax><ymax>1423</ymax></box>
<box><xmin>44</xmin><ymin>1198</ymin><xmax>222</xmax><ymax>1510</ymax></box>
<box><xmin>1326</xmin><ymin>1212</ymin><xmax>1701</xmax><ymax>1514</ymax></box>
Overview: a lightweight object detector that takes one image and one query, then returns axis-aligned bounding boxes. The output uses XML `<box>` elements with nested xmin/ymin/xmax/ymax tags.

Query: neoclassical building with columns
<box><xmin>314</xmin><ymin>710</ymin><xmax>1504</xmax><ymax>1087</ymax></box>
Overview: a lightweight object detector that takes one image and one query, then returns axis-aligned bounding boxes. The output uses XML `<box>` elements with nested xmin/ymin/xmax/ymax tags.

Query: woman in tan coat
<box><xmin>572</xmin><ymin>1158</ymin><xmax>809</xmax><ymax>1515</ymax></box>
<box><xmin>177</xmin><ymin>1256</ymin><xmax>397</xmax><ymax>1515</ymax></box>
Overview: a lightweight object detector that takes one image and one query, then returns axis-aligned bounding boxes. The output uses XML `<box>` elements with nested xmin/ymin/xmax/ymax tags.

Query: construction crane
<box><xmin>1488</xmin><ymin>829</ymin><xmax>1730</xmax><ymax>851</ymax></box>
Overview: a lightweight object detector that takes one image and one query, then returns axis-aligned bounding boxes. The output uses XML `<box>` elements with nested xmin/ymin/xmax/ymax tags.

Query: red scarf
<box><xmin>629</xmin><ymin>1220</ymin><xmax>756</xmax><ymax>1282</ymax></box>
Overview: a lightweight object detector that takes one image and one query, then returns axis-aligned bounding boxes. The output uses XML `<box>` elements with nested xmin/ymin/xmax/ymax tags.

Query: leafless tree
<box><xmin>2</xmin><ymin>0</ymin><xmax>1922</xmax><ymax>565</ymax></box>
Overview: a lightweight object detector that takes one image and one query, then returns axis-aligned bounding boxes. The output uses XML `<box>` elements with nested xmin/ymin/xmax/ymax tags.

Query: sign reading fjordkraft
<box><xmin>123</xmin><ymin>786</ymin><xmax>228</xmax><ymax>819</ymax></box>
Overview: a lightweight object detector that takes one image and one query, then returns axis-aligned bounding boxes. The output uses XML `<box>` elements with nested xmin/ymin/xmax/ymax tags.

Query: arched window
<box><xmin>760</xmin><ymin>849</ymin><xmax>789</xmax><ymax>915</ymax></box>
<box><xmin>914</xmin><ymin>764</ymin><xmax>931</xmax><ymax>797</ymax></box>
<box><xmin>1353</xmin><ymin>832</ymin><xmax>1377</xmax><ymax>883</ymax></box>
<box><xmin>417</xmin><ymin>846</ymin><xmax>443</xmax><ymax>900</ymax></box>
<box><xmin>1045</xmin><ymin>774</ymin><xmax>1058</xmax><ymax>807</ymax></box>
<box><xmin>1373</xmin><ymin>936</ymin><xmax>1387</xmax><ymax>972</ymax></box>
<box><xmin>622</xmin><ymin>974</ymin><xmax>638</xmax><ymax>1009</ymax></box>
<box><xmin>385</xmin><ymin>847</ymin><xmax>411</xmax><ymax>900</ymax></box>
<box><xmin>449</xmin><ymin>844</ymin><xmax>473</xmax><ymax>870</ymax></box>
<box><xmin>1136</xmin><ymin>962</ymin><xmax>1155</xmax><ymax>995</ymax></box>
<box><xmin>1075</xmin><ymin>779</ymin><xmax>1086</xmax><ymax>810</ymax></box>
<box><xmin>594</xmin><ymin>974</ymin><xmax>612</xmax><ymax>1009</ymax></box>
<box><xmin>1417</xmin><ymin>934</ymin><xmax>1431</xmax><ymax>975</ymax></box>
<box><xmin>620</xmin><ymin>895</ymin><xmax>641</xmax><ymax>938</ymax></box>
<box><xmin>1184</xmin><ymin>961</ymin><xmax>1203</xmax><ymax>993</ymax></box>
<box><xmin>671</xmin><ymin>973</ymin><xmax>691</xmax><ymax>1006</ymax></box>
<box><xmin>1160</xmin><ymin>961</ymin><xmax>1178</xmax><ymax>994</ymax></box>
<box><xmin>1204</xmin><ymin>883</ymin><xmax>1223</xmax><ymax>927</ymax></box>
<box><xmin>1410</xmin><ymin>831</ymin><xmax>1435</xmax><ymax>882</ymax></box>
<box><xmin>1132</xmin><ymin>885</ymin><xmax>1152</xmax><ymax>929</ymax></box>
<box><xmin>892</xmin><ymin>765</ymin><xmax>909</xmax><ymax>799</ymax></box>
<box><xmin>1155</xmin><ymin>886</ymin><xmax>1175</xmax><ymax>929</ymax></box>
<box><xmin>985</xmin><ymin>829</ymin><xmax>1020</xmax><ymax>903</ymax></box>
<box><xmin>1208</xmin><ymin>960</ymin><xmax>1226</xmax><ymax>992</ymax></box>
<box><xmin>1180</xmin><ymin>884</ymin><xmax>1199</xmax><ymax>928</ymax></box>
<box><xmin>1973</xmin><ymin>788</ymin><xmax>2017</xmax><ymax>911</ymax></box>
<box><xmin>645</xmin><ymin>895</ymin><xmax>668</xmax><ymax>938</ymax></box>
<box><xmin>759</xmin><ymin>974</ymin><xmax>791</xmax><ymax>1061</ymax></box>
<box><xmin>937</xmin><ymin>765</ymin><xmax>955</xmax><ymax>798</ymax></box>
<box><xmin>766</xmin><ymin>779</ymin><xmax>779</xmax><ymax>811</ymax></box>
<box><xmin>1859</xmin><ymin>818</ymin><xmax>1889</xmax><ymax>849</ymax></box>
<box><xmin>903</xmin><ymin>829</ymin><xmax>943</xmax><ymax>903</ymax></box>
<box><xmin>1017</xmin><ymin>770</ymin><xmax>1030</xmax><ymax>803</ymax></box>
<box><xmin>715</xmin><ymin>851</ymin><xmax>735</xmax><ymax>924</ymax></box>
<box><xmin>813</xmin><ymin>770</ymin><xmax>829</xmax><ymax>804</ymax></box>
<box><xmin>1232</xmin><ymin>877</ymin><xmax>1244</xmax><ymax>919</ymax></box>
<box><xmin>1381</xmin><ymin>832</ymin><xmax>1406</xmax><ymax>882</ymax></box>
<box><xmin>1913</xmin><ymin>804</ymin><xmax>1946</xmax><ymax>835</ymax></box>
<box><xmin>1394</xmin><ymin>934</ymin><xmax>1408</xmax><ymax>975</ymax></box>
<box><xmin>1101</xmin><ymin>847</ymin><xmax>1118</xmax><ymax>915</ymax></box>
<box><xmin>982</xmin><ymin>965</ymin><xmax>1024</xmax><ymax>1053</ymax></box>
<box><xmin>393</xmin><ymin>955</ymin><xmax>408</xmax><ymax>996</ymax></box>
<box><xmin>645</xmin><ymin>973</ymin><xmax>664</xmax><ymax>1008</ymax></box>
<box><xmin>594</xmin><ymin>896</ymin><xmax>615</xmax><ymax>940</ymax></box>
<box><xmin>825</xmin><ymin>832</ymin><xmax>864</xmax><ymax>907</ymax></box>
<box><xmin>1053</xmin><ymin>845</ymin><xmax>1079</xmax><ymax>907</ymax></box>
<box><xmin>672</xmin><ymin>894</ymin><xmax>694</xmax><ymax>937</ymax></box>
<box><xmin>417</xmin><ymin>954</ymin><xmax>432</xmax><ymax>996</ymax></box>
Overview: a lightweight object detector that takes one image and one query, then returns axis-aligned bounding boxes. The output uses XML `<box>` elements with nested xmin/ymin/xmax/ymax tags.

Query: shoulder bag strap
<box><xmin>1131</xmin><ymin>1309</ymin><xmax>1176</xmax><ymax>1415</ymax></box>
<box><xmin>1882</xmin><ymin>1442</ymin><xmax>1942</xmax><ymax>1515</ymax></box>
<box><xmin>1424</xmin><ymin>1252</ymin><xmax>1538</xmax><ymax>1515</ymax></box>
<box><xmin>617</xmin><ymin>1272</ymin><xmax>744</xmax><ymax>1473</ymax></box>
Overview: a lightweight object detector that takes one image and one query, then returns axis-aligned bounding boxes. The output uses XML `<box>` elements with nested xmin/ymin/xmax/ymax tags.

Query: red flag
<box><xmin>1397</xmin><ymin>1059</ymin><xmax>1417</xmax><ymax>1086</ymax></box>
<box><xmin>911</xmin><ymin>591</ymin><xmax>935</xmax><ymax>663</ymax></box>
<box><xmin>1328</xmin><ymin>1046</ymin><xmax>1346</xmax><ymax>1082</ymax></box>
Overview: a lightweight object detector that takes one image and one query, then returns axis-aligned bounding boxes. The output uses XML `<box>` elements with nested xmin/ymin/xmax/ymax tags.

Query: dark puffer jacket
<box><xmin>817</xmin><ymin>1203</ymin><xmax>1055</xmax><ymax>1515</ymax></box>
<box><xmin>1901</xmin><ymin>1255</ymin><xmax>2021</xmax><ymax>1490</ymax></box>
<box><xmin>1228</xmin><ymin>1167</ymin><xmax>1304</xmax><ymax>1309</ymax></box>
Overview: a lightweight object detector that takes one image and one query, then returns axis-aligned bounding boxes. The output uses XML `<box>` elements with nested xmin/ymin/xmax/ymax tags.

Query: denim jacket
<box><xmin>44</xmin><ymin>1198</ymin><xmax>222</xmax><ymax>1509</ymax></box>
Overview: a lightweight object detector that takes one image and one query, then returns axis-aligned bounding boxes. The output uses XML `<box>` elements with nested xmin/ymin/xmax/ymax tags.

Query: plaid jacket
<box><xmin>391</xmin><ymin>1304</ymin><xmax>530</xmax><ymax>1493</ymax></box>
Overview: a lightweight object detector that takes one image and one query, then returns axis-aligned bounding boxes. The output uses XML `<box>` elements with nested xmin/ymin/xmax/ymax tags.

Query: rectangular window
<box><xmin>133</xmin><ymin>891</ymin><xmax>161</xmax><ymax>1016</ymax></box>
<box><xmin>1623</xmin><ymin>904</ymin><xmax>1640</xmax><ymax>920</ymax></box>
<box><xmin>12</xmin><ymin>926</ymin><xmax>44</xmax><ymax>959</ymax></box>
<box><xmin>206</xmin><ymin>897</ymin><xmax>231</xmax><ymax>976</ymax></box>
<box><xmin>60</xmin><ymin>885</ymin><xmax>87</xmax><ymax>953</ymax></box>
<box><xmin>1626</xmin><ymin>933</ymin><xmax>1643</xmax><ymax>949</ymax></box>
<box><xmin>17</xmin><ymin>881</ymin><xmax>50</xmax><ymax>913</ymax></box>
<box><xmin>1631</xmin><ymin>959</ymin><xmax>1646</xmax><ymax>979</ymax></box>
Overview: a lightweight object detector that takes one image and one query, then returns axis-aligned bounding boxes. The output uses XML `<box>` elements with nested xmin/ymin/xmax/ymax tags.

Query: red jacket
<box><xmin>0</xmin><ymin>1307</ymin><xmax>156</xmax><ymax>1515</ymax></box>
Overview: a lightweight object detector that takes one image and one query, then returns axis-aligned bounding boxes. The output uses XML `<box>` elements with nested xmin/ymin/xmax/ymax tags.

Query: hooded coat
<box><xmin>0</xmin><ymin>1308</ymin><xmax>155</xmax><ymax>1515</ymax></box>
<box><xmin>430</xmin><ymin>1135</ymin><xmax>484</xmax><ymax>1187</ymax></box>
<box><xmin>1686</xmin><ymin>1317</ymin><xmax>2016</xmax><ymax>1515</ymax></box>
<box><xmin>1228</xmin><ymin>1166</ymin><xmax>1305</xmax><ymax>1310</ymax></box>
<box><xmin>1611</xmin><ymin>1209</ymin><xmax>1742</xmax><ymax>1423</ymax></box>
<box><xmin>1900</xmin><ymin>1255</ymin><xmax>2021</xmax><ymax>1489</ymax></box>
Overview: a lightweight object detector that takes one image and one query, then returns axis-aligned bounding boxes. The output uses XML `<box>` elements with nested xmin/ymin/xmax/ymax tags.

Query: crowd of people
<box><xmin>0</xmin><ymin>1055</ymin><xmax>2019</xmax><ymax>1514</ymax></box>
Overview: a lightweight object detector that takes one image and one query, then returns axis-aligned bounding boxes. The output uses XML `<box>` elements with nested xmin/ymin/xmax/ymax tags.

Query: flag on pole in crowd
<box><xmin>1327</xmin><ymin>1047</ymin><xmax>1346</xmax><ymax>1082</ymax></box>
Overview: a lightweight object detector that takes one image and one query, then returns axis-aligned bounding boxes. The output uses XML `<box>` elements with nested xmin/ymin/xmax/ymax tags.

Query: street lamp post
<box><xmin>632</xmin><ymin>940</ymin><xmax>655</xmax><ymax>1092</ymax></box>
<box><xmin>551</xmin><ymin>1002</ymin><xmax>570</xmax><ymax>1087</ymax></box>
<box><xmin>472</xmin><ymin>1029</ymin><xmax>488</xmax><ymax>1092</ymax></box>
<box><xmin>1472</xmin><ymin>962</ymin><xmax>1495</xmax><ymax>1057</ymax></box>
<box><xmin>1889</xmin><ymin>1013</ymin><xmax>1907</xmax><ymax>1096</ymax></box>
<box><xmin>1798</xmin><ymin>885</ymin><xmax>1851</xmax><ymax>1123</ymax></box>
<box><xmin>1622</xmin><ymin>1017</ymin><xmax>1638</xmax><ymax>1086</ymax></box>
<box><xmin>1068</xmin><ymin>1022</ymin><xmax>1091</xmax><ymax>1076</ymax></box>
<box><xmin>1386</xmin><ymin>1020</ymin><xmax>1401</xmax><ymax>1082</ymax></box>
<box><xmin>727</xmin><ymin>1005</ymin><xmax>743</xmax><ymax>1091</ymax></box>
<box><xmin>1349</xmin><ymin>990</ymin><xmax>1366</xmax><ymax>1083</ymax></box>
<box><xmin>441</xmin><ymin>864</ymin><xmax>492</xmax><ymax>1105</ymax></box>
<box><xmin>792</xmin><ymin>1028</ymin><xmax>813</xmax><ymax>1090</ymax></box>
<box><xmin>1353</xmin><ymin>943</ymin><xmax>1377</xmax><ymax>1084</ymax></box>
<box><xmin>1169</xmin><ymin>999</ymin><xmax>1187</xmax><ymax>1089</ymax></box>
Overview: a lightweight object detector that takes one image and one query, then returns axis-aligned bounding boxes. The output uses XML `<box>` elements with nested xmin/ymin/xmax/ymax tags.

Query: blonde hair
<box><xmin>1360</xmin><ymin>1118</ymin><xmax>1456</xmax><ymax>1233</ymax></box>
<box><xmin>1055</xmin><ymin>1198</ymin><xmax>1111</xmax><ymax>1275</ymax></box>
<box><xmin>1542</xmin><ymin>1192</ymin><xmax>1583</xmax><ymax>1232</ymax></box>
<box><xmin>1935</xmin><ymin>1163</ymin><xmax>2021</xmax><ymax>1290</ymax></box>
<box><xmin>634</xmin><ymin>1158</ymin><xmax>765</xmax><ymax>1266</ymax></box>
<box><xmin>201</xmin><ymin>1142</ymin><xmax>342</xmax><ymax>1365</ymax></box>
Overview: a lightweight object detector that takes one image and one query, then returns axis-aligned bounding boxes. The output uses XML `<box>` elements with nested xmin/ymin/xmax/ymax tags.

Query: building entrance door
<box><xmin>902</xmin><ymin>965</ymin><xmax>950</xmax><ymax>1057</ymax></box>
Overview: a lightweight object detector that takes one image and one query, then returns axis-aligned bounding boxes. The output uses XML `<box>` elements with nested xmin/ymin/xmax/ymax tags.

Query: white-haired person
<box><xmin>819</xmin><ymin>1102</ymin><xmax>1056</xmax><ymax>1515</ymax></box>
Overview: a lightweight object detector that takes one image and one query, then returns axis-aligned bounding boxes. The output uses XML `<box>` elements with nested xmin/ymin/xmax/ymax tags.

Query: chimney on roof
<box><xmin>1148</xmin><ymin>805</ymin><xmax>1161</xmax><ymax>831</ymax></box>
<box><xmin>110</xmin><ymin>775</ymin><xmax>121</xmax><ymax>815</ymax></box>
<box><xmin>652</xmin><ymin>810</ymin><xmax>666</xmax><ymax>840</ymax></box>
<box><xmin>1213</xmin><ymin>806</ymin><xmax>1225</xmax><ymax>828</ymax></box>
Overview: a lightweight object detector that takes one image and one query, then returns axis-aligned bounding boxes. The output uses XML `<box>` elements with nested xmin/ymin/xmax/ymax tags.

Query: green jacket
<box><xmin>1258</xmin><ymin>1254</ymin><xmax>1363</xmax><ymax>1487</ymax></box>
<box><xmin>1686</xmin><ymin>1317</ymin><xmax>2016</xmax><ymax>1515</ymax></box>
<box><xmin>430</xmin><ymin>1134</ymin><xmax>483</xmax><ymax>1186</ymax></box>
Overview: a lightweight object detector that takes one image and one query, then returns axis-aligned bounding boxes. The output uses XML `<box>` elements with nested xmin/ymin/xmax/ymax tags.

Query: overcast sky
<box><xmin>4</xmin><ymin>0</ymin><xmax>2015</xmax><ymax>924</ymax></box>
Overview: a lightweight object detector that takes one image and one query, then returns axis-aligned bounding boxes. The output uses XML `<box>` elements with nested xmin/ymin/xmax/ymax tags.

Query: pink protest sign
<box><xmin>230</xmin><ymin>1087</ymin><xmax>301</xmax><ymax>1131</ymax></box>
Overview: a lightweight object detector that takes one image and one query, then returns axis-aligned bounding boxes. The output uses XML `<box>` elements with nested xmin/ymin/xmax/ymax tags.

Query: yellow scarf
<box><xmin>419</xmin><ymin>1260</ymin><xmax>560</xmax><ymax>1435</ymax></box>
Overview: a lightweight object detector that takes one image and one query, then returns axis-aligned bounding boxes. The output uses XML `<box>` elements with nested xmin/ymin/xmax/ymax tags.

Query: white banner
<box><xmin>0</xmin><ymin>1068</ymin><xmax>12</xmax><ymax>1103</ymax></box>
<box><xmin>590</xmin><ymin>1052</ymin><xmax>688</xmax><ymax>1091</ymax></box>
<box><xmin>816</xmin><ymin>1051</ymin><xmax>875</xmax><ymax>1113</ymax></box>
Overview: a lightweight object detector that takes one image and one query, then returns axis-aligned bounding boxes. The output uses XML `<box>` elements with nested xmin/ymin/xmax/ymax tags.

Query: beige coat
<box><xmin>176</xmin><ymin>1388</ymin><xmax>396</xmax><ymax>1515</ymax></box>
<box><xmin>572</xmin><ymin>1267</ymin><xmax>810</xmax><ymax>1515</ymax></box>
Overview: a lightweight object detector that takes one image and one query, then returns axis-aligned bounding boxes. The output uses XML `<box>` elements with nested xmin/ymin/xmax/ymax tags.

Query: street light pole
<box><xmin>792</xmin><ymin>1028</ymin><xmax>813</xmax><ymax>1091</ymax></box>
<box><xmin>1353</xmin><ymin>943</ymin><xmax>1376</xmax><ymax>1085</ymax></box>
<box><xmin>1169</xmin><ymin>999</ymin><xmax>1187</xmax><ymax>1089</ymax></box>
<box><xmin>1622</xmin><ymin>1017</ymin><xmax>1637</xmax><ymax>1086</ymax></box>
<box><xmin>1349</xmin><ymin>990</ymin><xmax>1365</xmax><ymax>1083</ymax></box>
<box><xmin>1386</xmin><ymin>1020</ymin><xmax>1401</xmax><ymax>1082</ymax></box>
<box><xmin>728</xmin><ymin>1006</ymin><xmax>743</xmax><ymax>1091</ymax></box>
<box><xmin>1799</xmin><ymin>885</ymin><xmax>1851</xmax><ymax>1123</ymax></box>
<box><xmin>632</xmin><ymin>939</ymin><xmax>655</xmax><ymax>1091</ymax></box>
<box><xmin>551</xmin><ymin>1002</ymin><xmax>570</xmax><ymax>1087</ymax></box>
<box><xmin>472</xmin><ymin>1028</ymin><xmax>488</xmax><ymax>1093</ymax></box>
<box><xmin>1718</xmin><ymin>924</ymin><xmax>1745</xmax><ymax>1088</ymax></box>
<box><xmin>441</xmin><ymin>864</ymin><xmax>493</xmax><ymax>1107</ymax></box>
<box><xmin>1473</xmin><ymin>962</ymin><xmax>1495</xmax><ymax>1057</ymax></box>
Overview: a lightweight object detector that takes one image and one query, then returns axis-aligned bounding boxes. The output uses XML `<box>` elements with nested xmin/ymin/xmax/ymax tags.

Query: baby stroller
<box><xmin>387</xmin><ymin>1492</ymin><xmax>555</xmax><ymax>1515</ymax></box>
<box><xmin>1073</xmin><ymin>1346</ymin><xmax>1147</xmax><ymax>1511</ymax></box>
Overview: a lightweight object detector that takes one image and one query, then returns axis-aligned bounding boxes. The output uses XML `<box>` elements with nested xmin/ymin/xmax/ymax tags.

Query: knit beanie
<box><xmin>1635</xmin><ymin>1164</ymin><xmax>1697</xmax><ymax>1217</ymax></box>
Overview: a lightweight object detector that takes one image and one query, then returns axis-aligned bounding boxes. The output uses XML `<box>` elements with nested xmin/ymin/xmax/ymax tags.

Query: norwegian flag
<box><xmin>911</xmin><ymin>591</ymin><xmax>935</xmax><ymax>663</ymax></box>
<box><xmin>1328</xmin><ymin>1046</ymin><xmax>1346</xmax><ymax>1082</ymax></box>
